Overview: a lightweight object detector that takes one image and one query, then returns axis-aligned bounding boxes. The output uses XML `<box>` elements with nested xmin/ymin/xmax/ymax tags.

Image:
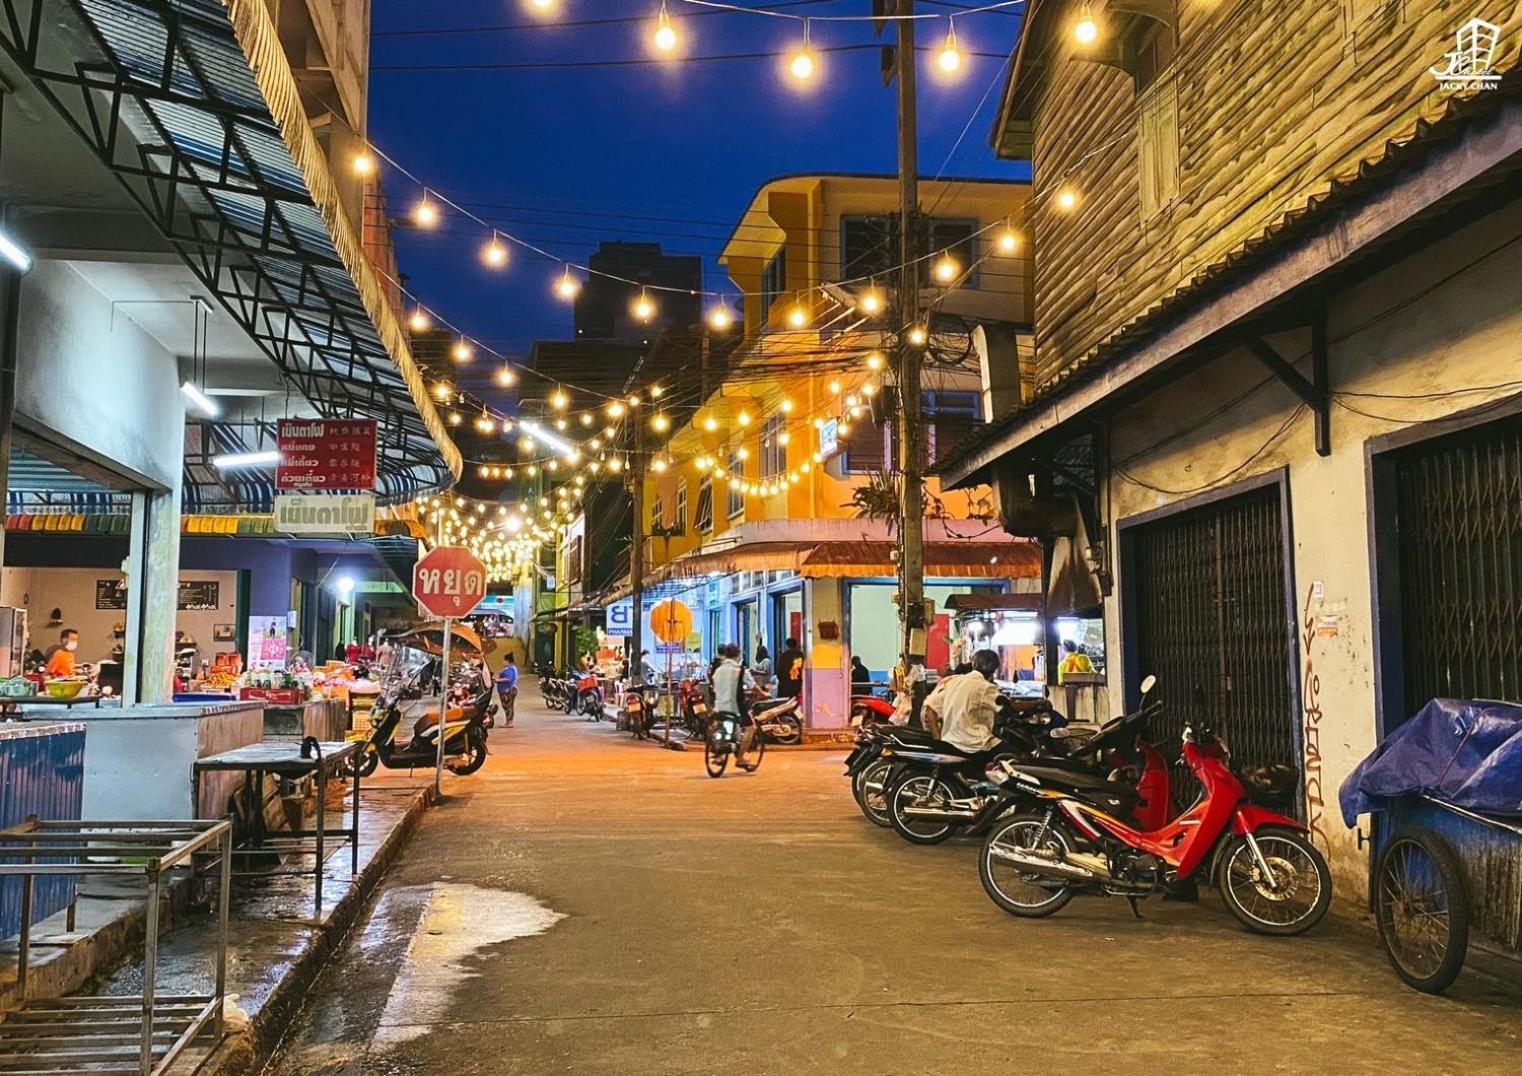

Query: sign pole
<box><xmin>435</xmin><ymin>616</ymin><xmax>452</xmax><ymax>798</ymax></box>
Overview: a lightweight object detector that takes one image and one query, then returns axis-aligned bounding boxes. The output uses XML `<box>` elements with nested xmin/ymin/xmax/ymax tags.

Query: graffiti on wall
<box><xmin>1300</xmin><ymin>583</ymin><xmax>1333</xmax><ymax>857</ymax></box>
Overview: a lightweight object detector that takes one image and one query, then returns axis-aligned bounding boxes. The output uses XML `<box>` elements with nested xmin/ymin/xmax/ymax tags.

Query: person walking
<box><xmin>777</xmin><ymin>637</ymin><xmax>804</xmax><ymax>699</ymax></box>
<box><xmin>496</xmin><ymin>653</ymin><xmax>519</xmax><ymax>728</ymax></box>
<box><xmin>751</xmin><ymin>644</ymin><xmax>774</xmax><ymax>696</ymax></box>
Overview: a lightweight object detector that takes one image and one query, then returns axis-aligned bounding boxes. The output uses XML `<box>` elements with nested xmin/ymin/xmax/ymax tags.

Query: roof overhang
<box><xmin>0</xmin><ymin>0</ymin><xmax>461</xmax><ymax>509</ymax></box>
<box><xmin>948</xmin><ymin>77</ymin><xmax>1522</xmax><ymax>487</ymax></box>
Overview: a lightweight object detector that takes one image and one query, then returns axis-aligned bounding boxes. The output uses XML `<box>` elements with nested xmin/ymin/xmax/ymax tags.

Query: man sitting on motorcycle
<box><xmin>712</xmin><ymin>644</ymin><xmax>759</xmax><ymax>770</ymax></box>
<box><xmin>922</xmin><ymin>648</ymin><xmax>1003</xmax><ymax>755</ymax></box>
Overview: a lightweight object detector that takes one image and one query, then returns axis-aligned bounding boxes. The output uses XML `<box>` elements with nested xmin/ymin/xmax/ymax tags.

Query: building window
<box><xmin>648</xmin><ymin>490</ymin><xmax>663</xmax><ymax>533</ymax></box>
<box><xmin>727</xmin><ymin>453</ymin><xmax>746</xmax><ymax>518</ymax></box>
<box><xmin>760</xmin><ymin>249</ymin><xmax>787</xmax><ymax>325</ymax></box>
<box><xmin>1137</xmin><ymin>75</ymin><xmax>1179</xmax><ymax>218</ymax></box>
<box><xmin>676</xmin><ymin>481</ymin><xmax>688</xmax><ymax>533</ymax></box>
<box><xmin>840</xmin><ymin>215</ymin><xmax>980</xmax><ymax>287</ymax></box>
<box><xmin>925</xmin><ymin>391</ymin><xmax>982</xmax><ymax>464</ymax></box>
<box><xmin>695</xmin><ymin>477</ymin><xmax>714</xmax><ymax>534</ymax></box>
<box><xmin>843</xmin><ymin>422</ymin><xmax>888</xmax><ymax>475</ymax></box>
<box><xmin>761</xmin><ymin>414</ymin><xmax>787</xmax><ymax>479</ymax></box>
<box><xmin>927</xmin><ymin>219</ymin><xmax>977</xmax><ymax>287</ymax></box>
<box><xmin>1132</xmin><ymin>17</ymin><xmax>1176</xmax><ymax>92</ymax></box>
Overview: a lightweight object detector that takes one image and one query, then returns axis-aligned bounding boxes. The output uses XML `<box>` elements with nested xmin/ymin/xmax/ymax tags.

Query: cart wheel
<box><xmin>1375</xmin><ymin>827</ymin><xmax>1470</xmax><ymax>994</ymax></box>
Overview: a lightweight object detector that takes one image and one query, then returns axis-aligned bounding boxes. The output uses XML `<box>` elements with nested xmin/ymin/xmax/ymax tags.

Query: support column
<box><xmin>124</xmin><ymin>481</ymin><xmax>183</xmax><ymax>705</ymax></box>
<box><xmin>0</xmin><ymin>267</ymin><xmax>19</xmax><ymax>571</ymax></box>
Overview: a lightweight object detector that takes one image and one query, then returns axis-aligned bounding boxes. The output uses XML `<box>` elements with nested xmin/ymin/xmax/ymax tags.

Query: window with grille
<box><xmin>695</xmin><ymin>477</ymin><xmax>714</xmax><ymax>534</ymax></box>
<box><xmin>760</xmin><ymin>249</ymin><xmax>787</xmax><ymax>324</ymax></box>
<box><xmin>727</xmin><ymin>453</ymin><xmax>745</xmax><ymax>518</ymax></box>
<box><xmin>761</xmin><ymin>415</ymin><xmax>787</xmax><ymax>478</ymax></box>
<box><xmin>840</xmin><ymin>215</ymin><xmax>979</xmax><ymax>287</ymax></box>
<box><xmin>676</xmin><ymin>482</ymin><xmax>688</xmax><ymax>533</ymax></box>
<box><xmin>648</xmin><ymin>491</ymin><xmax>663</xmax><ymax>533</ymax></box>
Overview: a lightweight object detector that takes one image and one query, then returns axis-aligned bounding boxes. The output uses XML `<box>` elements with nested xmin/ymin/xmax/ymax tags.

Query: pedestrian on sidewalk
<box><xmin>496</xmin><ymin>653</ymin><xmax>519</xmax><ymax>727</ymax></box>
<box><xmin>751</xmin><ymin>644</ymin><xmax>773</xmax><ymax>696</ymax></box>
<box><xmin>777</xmin><ymin>637</ymin><xmax>804</xmax><ymax>699</ymax></box>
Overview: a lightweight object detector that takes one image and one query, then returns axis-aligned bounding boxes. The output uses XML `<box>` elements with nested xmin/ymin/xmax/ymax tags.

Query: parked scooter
<box><xmin>747</xmin><ymin>694</ymin><xmax>803</xmax><ymax>745</ymax></box>
<box><xmin>345</xmin><ymin>666</ymin><xmax>490</xmax><ymax>778</ymax></box>
<box><xmin>676</xmin><ymin>678</ymin><xmax>710</xmax><ymax>739</ymax></box>
<box><xmin>977</xmin><ymin>676</ymin><xmax>1331</xmax><ymax>935</ymax></box>
<box><xmin>624</xmin><ymin>681</ymin><xmax>661</xmax><ymax>740</ymax></box>
<box><xmin>571</xmin><ymin>670</ymin><xmax>603</xmax><ymax>719</ymax></box>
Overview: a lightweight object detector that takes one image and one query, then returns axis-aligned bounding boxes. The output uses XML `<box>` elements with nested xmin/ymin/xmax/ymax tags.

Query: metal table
<box><xmin>192</xmin><ymin>739</ymin><xmax>359</xmax><ymax>917</ymax></box>
<box><xmin>0</xmin><ymin>818</ymin><xmax>233</xmax><ymax>1075</ymax></box>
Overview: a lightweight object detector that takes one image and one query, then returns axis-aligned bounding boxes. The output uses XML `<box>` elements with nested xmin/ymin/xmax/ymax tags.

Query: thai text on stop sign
<box><xmin>415</xmin><ymin>564</ymin><xmax>485</xmax><ymax>613</ymax></box>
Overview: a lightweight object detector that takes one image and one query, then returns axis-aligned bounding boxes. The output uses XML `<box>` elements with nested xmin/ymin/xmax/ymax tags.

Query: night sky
<box><xmin>369</xmin><ymin>0</ymin><xmax>1029</xmax><ymax>400</ymax></box>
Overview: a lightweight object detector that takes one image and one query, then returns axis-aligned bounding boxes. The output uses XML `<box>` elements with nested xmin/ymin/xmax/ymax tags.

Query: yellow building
<box><xmin>629</xmin><ymin>174</ymin><xmax>1042</xmax><ymax>727</ymax></box>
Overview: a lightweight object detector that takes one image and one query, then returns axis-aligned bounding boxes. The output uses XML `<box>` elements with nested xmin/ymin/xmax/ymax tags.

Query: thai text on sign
<box><xmin>276</xmin><ymin>419</ymin><xmax>378</xmax><ymax>491</ymax></box>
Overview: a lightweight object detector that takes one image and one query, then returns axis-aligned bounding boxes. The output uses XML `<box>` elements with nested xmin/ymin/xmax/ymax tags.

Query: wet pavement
<box><xmin>269</xmin><ymin>687</ymin><xmax>1522</xmax><ymax>1075</ymax></box>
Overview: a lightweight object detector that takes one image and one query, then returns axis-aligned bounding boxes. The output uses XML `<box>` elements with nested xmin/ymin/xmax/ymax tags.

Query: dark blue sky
<box><xmin>369</xmin><ymin>0</ymin><xmax>1028</xmax><ymax>379</ymax></box>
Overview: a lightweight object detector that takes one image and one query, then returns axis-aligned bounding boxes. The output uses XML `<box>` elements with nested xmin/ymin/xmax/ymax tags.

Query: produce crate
<box><xmin>238</xmin><ymin>687</ymin><xmax>305</xmax><ymax>705</ymax></box>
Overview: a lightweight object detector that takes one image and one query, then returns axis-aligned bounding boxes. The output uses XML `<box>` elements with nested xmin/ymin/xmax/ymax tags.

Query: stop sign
<box><xmin>412</xmin><ymin>546</ymin><xmax>487</xmax><ymax>618</ymax></box>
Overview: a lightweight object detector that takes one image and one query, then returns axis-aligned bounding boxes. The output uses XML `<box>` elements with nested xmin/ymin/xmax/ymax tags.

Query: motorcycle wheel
<box><xmin>887</xmin><ymin>772</ymin><xmax>960</xmax><ymax>845</ymax></box>
<box><xmin>1217</xmin><ymin>826</ymin><xmax>1332</xmax><ymax>936</ymax></box>
<box><xmin>852</xmin><ymin>759</ymin><xmax>895</xmax><ymax>828</ymax></box>
<box><xmin>446</xmin><ymin>730</ymin><xmax>488</xmax><ymax>776</ymax></box>
<box><xmin>768</xmin><ymin>715</ymin><xmax>802</xmax><ymax>746</ymax></box>
<box><xmin>704</xmin><ymin>736</ymin><xmax>728</xmax><ymax>778</ymax></box>
<box><xmin>1374</xmin><ymin>827</ymin><xmax>1470</xmax><ymax>994</ymax></box>
<box><xmin>979</xmin><ymin>814</ymin><xmax>1076</xmax><ymax>917</ymax></box>
<box><xmin>342</xmin><ymin>745</ymin><xmax>379</xmax><ymax>779</ymax></box>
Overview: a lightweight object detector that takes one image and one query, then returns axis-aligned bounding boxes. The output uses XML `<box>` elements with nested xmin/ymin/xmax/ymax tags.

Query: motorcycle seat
<box><xmin>1012</xmin><ymin>763</ymin><xmax>1127</xmax><ymax>793</ymax></box>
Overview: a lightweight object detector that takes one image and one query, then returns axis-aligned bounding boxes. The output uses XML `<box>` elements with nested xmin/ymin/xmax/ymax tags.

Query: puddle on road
<box><xmin>374</xmin><ymin>884</ymin><xmax>565</xmax><ymax>1048</ymax></box>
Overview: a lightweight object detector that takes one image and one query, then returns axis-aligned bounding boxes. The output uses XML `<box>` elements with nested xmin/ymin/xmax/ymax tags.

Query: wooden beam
<box><xmin>1246</xmin><ymin>332</ymin><xmax>1330</xmax><ymax>457</ymax></box>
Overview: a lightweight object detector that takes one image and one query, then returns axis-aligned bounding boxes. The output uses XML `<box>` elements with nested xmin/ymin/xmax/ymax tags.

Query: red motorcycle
<box><xmin>978</xmin><ymin>677</ymin><xmax>1331</xmax><ymax>935</ymax></box>
<box><xmin>676</xmin><ymin>678</ymin><xmax>710</xmax><ymax>739</ymax></box>
<box><xmin>849</xmin><ymin>693</ymin><xmax>895</xmax><ymax>729</ymax></box>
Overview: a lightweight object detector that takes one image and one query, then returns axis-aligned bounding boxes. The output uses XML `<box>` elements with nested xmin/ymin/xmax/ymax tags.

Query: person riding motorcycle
<box><xmin>922</xmin><ymin>648</ymin><xmax>1003</xmax><ymax>755</ymax></box>
<box><xmin>712</xmin><ymin>644</ymin><xmax>759</xmax><ymax>770</ymax></box>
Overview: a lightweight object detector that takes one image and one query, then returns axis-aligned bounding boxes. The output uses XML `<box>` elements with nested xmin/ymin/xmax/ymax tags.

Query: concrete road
<box><xmin>269</xmin><ymin>689</ymin><xmax>1522</xmax><ymax>1075</ymax></box>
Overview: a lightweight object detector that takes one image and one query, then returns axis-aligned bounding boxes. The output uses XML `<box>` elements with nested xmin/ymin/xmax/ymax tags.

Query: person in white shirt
<box><xmin>922</xmin><ymin>649</ymin><xmax>1004</xmax><ymax>754</ymax></box>
<box><xmin>711</xmin><ymin>644</ymin><xmax>759</xmax><ymax>769</ymax></box>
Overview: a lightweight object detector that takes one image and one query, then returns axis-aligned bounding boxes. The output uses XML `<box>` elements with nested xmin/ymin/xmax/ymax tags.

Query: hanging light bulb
<box><xmin>778</xmin><ymin>431</ymin><xmax>791</xmax><ymax>446</ymax></box>
<box><xmin>652</xmin><ymin>0</ymin><xmax>678</xmax><ymax>52</ymax></box>
<box><xmin>737</xmin><ymin>411</ymin><xmax>752</xmax><ymax>427</ymax></box>
<box><xmin>447</xmin><ymin>411</ymin><xmax>462</xmax><ymax>426</ymax></box>
<box><xmin>703</xmin><ymin>416</ymin><xmax>718</xmax><ymax>432</ymax></box>
<box><xmin>867</xmin><ymin>351</ymin><xmax>885</xmax><ymax>371</ymax></box>
<box><xmin>433</xmin><ymin>381</ymin><xmax>451</xmax><ymax>401</ymax></box>
<box><xmin>908</xmin><ymin>324</ymin><xmax>928</xmax><ymax>346</ymax></box>
<box><xmin>933</xmin><ymin>253</ymin><xmax>961</xmax><ymax>283</ymax></box>
<box><xmin>937</xmin><ymin>19</ymin><xmax>965</xmax><ymax>73</ymax></box>
<box><xmin>550</xmin><ymin>388</ymin><xmax>569</xmax><ymax>411</ymax></box>
<box><xmin>579</xmin><ymin>412</ymin><xmax>594</xmax><ymax>427</ymax></box>
<box><xmin>652</xmin><ymin>412</ymin><xmax>671</xmax><ymax>433</ymax></box>
<box><xmin>482</xmin><ymin>233</ymin><xmax>509</xmax><ymax>269</ymax></box>
<box><xmin>496</xmin><ymin>366</ymin><xmax>517</xmax><ymax>387</ymax></box>
<box><xmin>607</xmin><ymin>400</ymin><xmax>627</xmax><ymax>419</ymax></box>
<box><xmin>353</xmin><ymin>152</ymin><xmax>376</xmax><ymax>177</ymax></box>
<box><xmin>632</xmin><ymin>289</ymin><xmax>656</xmax><ymax>323</ymax></box>
<box><xmin>787</xmin><ymin>19</ymin><xmax>818</xmax><ymax>83</ymax></box>
<box><xmin>1056</xmin><ymin>186</ymin><xmax>1080</xmax><ymax>212</ymax></box>
<box><xmin>554</xmin><ymin>417</ymin><xmax>569</xmax><ymax>431</ymax></box>
<box><xmin>1075</xmin><ymin>2</ymin><xmax>1099</xmax><ymax>44</ymax></box>
<box><xmin>780</xmin><ymin>398</ymin><xmax>795</xmax><ymax>414</ymax></box>
<box><xmin>555</xmin><ymin>267</ymin><xmax>581</xmax><ymax>301</ymax></box>
<box><xmin>707</xmin><ymin>306</ymin><xmax>734</xmax><ymax>331</ymax></box>
<box><xmin>452</xmin><ymin>338</ymin><xmax>474</xmax><ymax>363</ymax></box>
<box><xmin>413</xmin><ymin>191</ymin><xmax>440</xmax><ymax>228</ymax></box>
<box><xmin>409</xmin><ymin>306</ymin><xmax>430</xmax><ymax>332</ymax></box>
<box><xmin>528</xmin><ymin>0</ymin><xmax>556</xmax><ymax>12</ymax></box>
<box><xmin>858</xmin><ymin>286</ymin><xmax>885</xmax><ymax>316</ymax></box>
<box><xmin>828</xmin><ymin>379</ymin><xmax>842</xmax><ymax>395</ymax></box>
<box><xmin>997</xmin><ymin>226</ymin><xmax>1021</xmax><ymax>254</ymax></box>
<box><xmin>650</xmin><ymin>384</ymin><xmax>664</xmax><ymax>399</ymax></box>
<box><xmin>786</xmin><ymin>302</ymin><xmax>809</xmax><ymax>329</ymax></box>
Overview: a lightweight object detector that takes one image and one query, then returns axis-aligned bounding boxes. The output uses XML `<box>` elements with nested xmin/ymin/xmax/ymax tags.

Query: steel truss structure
<box><xmin>0</xmin><ymin>0</ymin><xmax>456</xmax><ymax>511</ymax></box>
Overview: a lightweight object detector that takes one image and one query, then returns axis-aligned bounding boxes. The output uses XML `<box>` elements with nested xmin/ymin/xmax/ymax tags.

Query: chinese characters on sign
<box><xmin>276</xmin><ymin>419</ymin><xmax>378</xmax><ymax>492</ymax></box>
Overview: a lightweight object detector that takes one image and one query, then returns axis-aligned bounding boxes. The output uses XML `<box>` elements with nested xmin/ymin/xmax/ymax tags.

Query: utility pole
<box><xmin>893</xmin><ymin>0</ymin><xmax>926</xmax><ymax>675</ymax></box>
<box><xmin>629</xmin><ymin>401</ymin><xmax>647</xmax><ymax>695</ymax></box>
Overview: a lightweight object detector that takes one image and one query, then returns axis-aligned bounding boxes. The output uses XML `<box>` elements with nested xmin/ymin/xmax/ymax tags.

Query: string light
<box><xmin>937</xmin><ymin>19</ymin><xmax>965</xmax><ymax>73</ymax></box>
<box><xmin>933</xmin><ymin>254</ymin><xmax>960</xmax><ymax>283</ymax></box>
<box><xmin>579</xmin><ymin>412</ymin><xmax>594</xmax><ymax>427</ymax></box>
<box><xmin>555</xmin><ymin>417</ymin><xmax>569</xmax><ymax>431</ymax></box>
<box><xmin>997</xmin><ymin>227</ymin><xmax>1021</xmax><ymax>254</ymax></box>
<box><xmin>1057</xmin><ymin>186</ymin><xmax>1079</xmax><ymax>212</ymax></box>
<box><xmin>433</xmin><ymin>381</ymin><xmax>451</xmax><ymax>401</ymax></box>
<box><xmin>409</xmin><ymin>306</ymin><xmax>431</xmax><ymax>332</ymax></box>
<box><xmin>652</xmin><ymin>412</ymin><xmax>672</xmax><ymax>433</ymax></box>
<box><xmin>1075</xmin><ymin>2</ymin><xmax>1099</xmax><ymax>44</ymax></box>
<box><xmin>632</xmin><ymin>289</ymin><xmax>657</xmax><ymax>322</ymax></box>
<box><xmin>858</xmin><ymin>287</ymin><xmax>885</xmax><ymax>316</ymax></box>
<box><xmin>908</xmin><ymin>325</ymin><xmax>928</xmax><ymax>346</ymax></box>
<box><xmin>703</xmin><ymin>416</ymin><xmax>718</xmax><ymax>432</ymax></box>
<box><xmin>867</xmin><ymin>351</ymin><xmax>884</xmax><ymax>371</ymax></box>
<box><xmin>708</xmin><ymin>306</ymin><xmax>734</xmax><ymax>331</ymax></box>
<box><xmin>352</xmin><ymin>153</ymin><xmax>376</xmax><ymax>176</ymax></box>
<box><xmin>787</xmin><ymin>19</ymin><xmax>818</xmax><ymax>82</ymax></box>
<box><xmin>550</xmin><ymin>388</ymin><xmax>570</xmax><ymax>410</ymax></box>
<box><xmin>652</xmin><ymin>0</ymin><xmax>679</xmax><ymax>53</ymax></box>
<box><xmin>786</xmin><ymin>303</ymin><xmax>810</xmax><ymax>329</ymax></box>
<box><xmin>481</xmin><ymin>233</ymin><xmax>509</xmax><ymax>269</ymax></box>
<box><xmin>413</xmin><ymin>191</ymin><xmax>440</xmax><ymax>229</ymax></box>
<box><xmin>496</xmin><ymin>366</ymin><xmax>517</xmax><ymax>387</ymax></box>
<box><xmin>607</xmin><ymin>400</ymin><xmax>627</xmax><ymax>419</ymax></box>
<box><xmin>780</xmin><ymin>398</ymin><xmax>794</xmax><ymax>414</ymax></box>
<box><xmin>555</xmin><ymin>267</ymin><xmax>581</xmax><ymax>301</ymax></box>
<box><xmin>650</xmin><ymin>384</ymin><xmax>664</xmax><ymax>399</ymax></box>
<box><xmin>828</xmin><ymin>379</ymin><xmax>842</xmax><ymax>395</ymax></box>
<box><xmin>447</xmin><ymin>411</ymin><xmax>462</xmax><ymax>426</ymax></box>
<box><xmin>737</xmin><ymin>411</ymin><xmax>752</xmax><ymax>427</ymax></box>
<box><xmin>452</xmin><ymin>338</ymin><xmax>474</xmax><ymax>363</ymax></box>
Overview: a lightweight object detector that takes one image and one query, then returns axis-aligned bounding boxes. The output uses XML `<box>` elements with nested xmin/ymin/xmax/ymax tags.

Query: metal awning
<box><xmin>644</xmin><ymin>538</ymin><xmax>1041</xmax><ymax>585</ymax></box>
<box><xmin>0</xmin><ymin>0</ymin><xmax>461</xmax><ymax>509</ymax></box>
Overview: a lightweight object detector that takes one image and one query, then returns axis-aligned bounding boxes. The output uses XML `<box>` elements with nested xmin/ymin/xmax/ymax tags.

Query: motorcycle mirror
<box><xmin>1139</xmin><ymin>674</ymin><xmax>1157</xmax><ymax>697</ymax></box>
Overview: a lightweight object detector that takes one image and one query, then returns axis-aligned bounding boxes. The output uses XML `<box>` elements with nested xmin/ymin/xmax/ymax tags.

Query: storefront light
<box><xmin>212</xmin><ymin>450</ymin><xmax>280</xmax><ymax>469</ymax></box>
<box><xmin>180</xmin><ymin>381</ymin><xmax>220</xmax><ymax>418</ymax></box>
<box><xmin>0</xmin><ymin>227</ymin><xmax>33</xmax><ymax>273</ymax></box>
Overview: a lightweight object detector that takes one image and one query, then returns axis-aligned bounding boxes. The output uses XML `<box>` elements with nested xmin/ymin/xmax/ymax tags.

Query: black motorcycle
<box><xmin>345</xmin><ymin>665</ymin><xmax>491</xmax><ymax>778</ymax></box>
<box><xmin>624</xmin><ymin>681</ymin><xmax>661</xmax><ymax>740</ymax></box>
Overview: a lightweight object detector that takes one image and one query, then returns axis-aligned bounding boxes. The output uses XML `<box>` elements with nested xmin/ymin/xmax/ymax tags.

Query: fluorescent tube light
<box><xmin>180</xmin><ymin>381</ymin><xmax>220</xmax><ymax>417</ymax></box>
<box><xmin>212</xmin><ymin>450</ymin><xmax>280</xmax><ymax>469</ymax></box>
<box><xmin>0</xmin><ymin>228</ymin><xmax>32</xmax><ymax>274</ymax></box>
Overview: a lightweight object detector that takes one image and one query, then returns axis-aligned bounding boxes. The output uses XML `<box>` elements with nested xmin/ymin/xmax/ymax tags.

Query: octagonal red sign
<box><xmin>413</xmin><ymin>546</ymin><xmax>487</xmax><ymax>618</ymax></box>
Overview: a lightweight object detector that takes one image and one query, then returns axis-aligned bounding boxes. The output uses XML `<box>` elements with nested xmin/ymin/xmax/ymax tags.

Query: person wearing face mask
<box><xmin>45</xmin><ymin>629</ymin><xmax>80</xmax><ymax>678</ymax></box>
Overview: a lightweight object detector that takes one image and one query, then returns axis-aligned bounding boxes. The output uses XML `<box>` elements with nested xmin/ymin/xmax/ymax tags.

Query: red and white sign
<box><xmin>413</xmin><ymin>546</ymin><xmax>487</xmax><ymax>618</ymax></box>
<box><xmin>276</xmin><ymin>419</ymin><xmax>377</xmax><ymax>491</ymax></box>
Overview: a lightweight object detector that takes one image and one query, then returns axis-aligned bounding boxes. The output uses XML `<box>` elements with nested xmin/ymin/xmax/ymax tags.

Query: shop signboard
<box><xmin>275</xmin><ymin>419</ymin><xmax>377</xmax><ymax>491</ymax></box>
<box><xmin>95</xmin><ymin>579</ymin><xmax>220</xmax><ymax>611</ymax></box>
<box><xmin>247</xmin><ymin>615</ymin><xmax>288</xmax><ymax>670</ymax></box>
<box><xmin>819</xmin><ymin>418</ymin><xmax>839</xmax><ymax>459</ymax></box>
<box><xmin>605</xmin><ymin>600</ymin><xmax>634</xmax><ymax>637</ymax></box>
<box><xmin>274</xmin><ymin>493</ymin><xmax>375</xmax><ymax>536</ymax></box>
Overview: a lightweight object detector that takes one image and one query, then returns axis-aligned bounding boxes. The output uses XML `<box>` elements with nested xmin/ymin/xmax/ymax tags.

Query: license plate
<box><xmin>693</xmin><ymin>703</ymin><xmax>707</xmax><ymax>714</ymax></box>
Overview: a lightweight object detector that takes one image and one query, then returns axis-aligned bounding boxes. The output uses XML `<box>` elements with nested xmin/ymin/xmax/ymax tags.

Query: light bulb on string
<box><xmin>867</xmin><ymin>351</ymin><xmax>885</xmax><ymax>371</ymax></box>
<box><xmin>786</xmin><ymin>302</ymin><xmax>809</xmax><ymax>329</ymax></box>
<box><xmin>787</xmin><ymin>19</ymin><xmax>818</xmax><ymax>83</ymax></box>
<box><xmin>554</xmin><ymin>417</ymin><xmax>568</xmax><ymax>432</ymax></box>
<box><xmin>707</xmin><ymin>305</ymin><xmax>734</xmax><ymax>331</ymax></box>
<box><xmin>650</xmin><ymin>384</ymin><xmax>664</xmax><ymax>399</ymax></box>
<box><xmin>527</xmin><ymin>0</ymin><xmax>556</xmax><ymax>13</ymax></box>
<box><xmin>413</xmin><ymin>191</ymin><xmax>440</xmax><ymax>228</ymax></box>
<box><xmin>933</xmin><ymin>253</ymin><xmax>961</xmax><ymax>284</ymax></box>
<box><xmin>550</xmin><ymin>388</ymin><xmax>569</xmax><ymax>411</ymax></box>
<box><xmin>632</xmin><ymin>289</ymin><xmax>656</xmax><ymax>323</ymax></box>
<box><xmin>432</xmin><ymin>381</ymin><xmax>451</xmax><ymax>401</ymax></box>
<box><xmin>352</xmin><ymin>152</ymin><xmax>376</xmax><ymax>177</ymax></box>
<box><xmin>447</xmin><ymin>411</ymin><xmax>461</xmax><ymax>426</ymax></box>
<box><xmin>908</xmin><ymin>325</ymin><xmax>928</xmax><ymax>347</ymax></box>
<box><xmin>452</xmin><ymin>338</ymin><xmax>474</xmax><ymax>363</ymax></box>
<box><xmin>703</xmin><ymin>416</ymin><xmax>718</xmax><ymax>432</ymax></box>
<box><xmin>1075</xmin><ymin>2</ymin><xmax>1099</xmax><ymax>44</ymax></box>
<box><xmin>579</xmin><ymin>412</ymin><xmax>594</xmax><ymax>427</ymax></box>
<box><xmin>997</xmin><ymin>226</ymin><xmax>1021</xmax><ymax>254</ymax></box>
<box><xmin>1056</xmin><ymin>186</ymin><xmax>1080</xmax><ymax>212</ymax></box>
<box><xmin>409</xmin><ymin>306</ymin><xmax>431</xmax><ymax>332</ymax></box>
<box><xmin>737</xmin><ymin>411</ymin><xmax>752</xmax><ymax>427</ymax></box>
<box><xmin>652</xmin><ymin>0</ymin><xmax>678</xmax><ymax>53</ymax></box>
<box><xmin>496</xmin><ymin>366</ymin><xmax>517</xmax><ymax>387</ymax></box>
<box><xmin>936</xmin><ymin>18</ymin><xmax>965</xmax><ymax>74</ymax></box>
<box><xmin>780</xmin><ymin>398</ymin><xmax>795</xmax><ymax>414</ymax></box>
<box><xmin>858</xmin><ymin>286</ymin><xmax>885</xmax><ymax>317</ymax></box>
<box><xmin>481</xmin><ymin>233</ymin><xmax>509</xmax><ymax>269</ymax></box>
<box><xmin>554</xmin><ymin>267</ymin><xmax>581</xmax><ymax>301</ymax></box>
<box><xmin>652</xmin><ymin>413</ymin><xmax>671</xmax><ymax>433</ymax></box>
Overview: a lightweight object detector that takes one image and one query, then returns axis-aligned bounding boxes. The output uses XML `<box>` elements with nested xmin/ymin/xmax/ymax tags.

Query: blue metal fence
<box><xmin>0</xmin><ymin>724</ymin><xmax>86</xmax><ymax>941</ymax></box>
